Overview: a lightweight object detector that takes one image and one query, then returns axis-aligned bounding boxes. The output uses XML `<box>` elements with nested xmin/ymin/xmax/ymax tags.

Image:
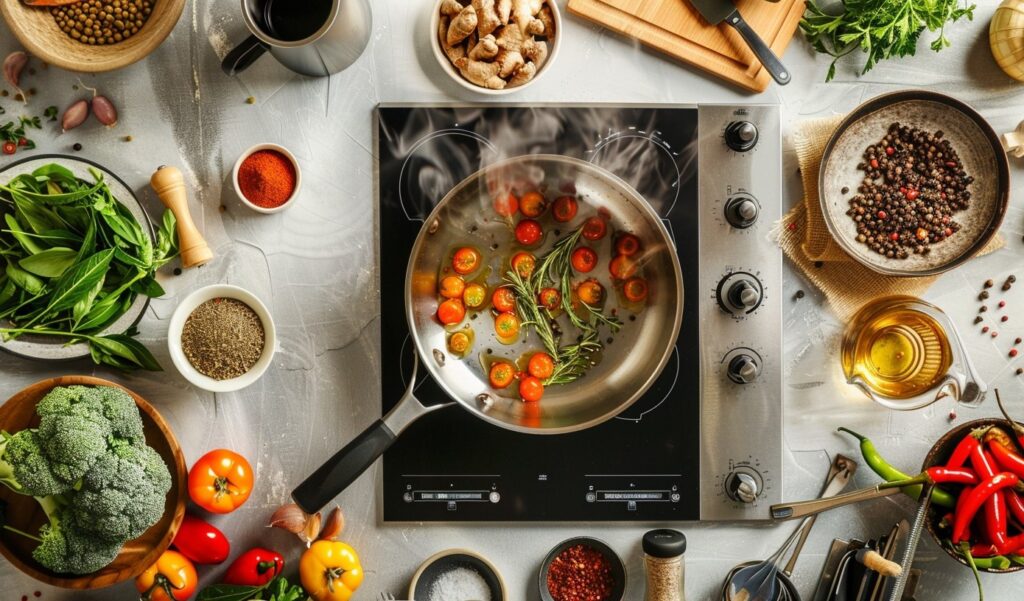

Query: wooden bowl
<box><xmin>0</xmin><ymin>0</ymin><xmax>185</xmax><ymax>73</ymax></box>
<box><xmin>0</xmin><ymin>376</ymin><xmax>187</xmax><ymax>588</ymax></box>
<box><xmin>922</xmin><ymin>418</ymin><xmax>1024</xmax><ymax>573</ymax></box>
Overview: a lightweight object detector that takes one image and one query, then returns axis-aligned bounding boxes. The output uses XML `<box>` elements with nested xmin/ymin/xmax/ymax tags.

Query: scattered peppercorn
<box><xmin>980</xmin><ymin>290</ymin><xmax>990</xmax><ymax>300</ymax></box>
<box><xmin>980</xmin><ymin>305</ymin><xmax>988</xmax><ymax>313</ymax></box>
<box><xmin>1002</xmin><ymin>315</ymin><xmax>1009</xmax><ymax>322</ymax></box>
<box><xmin>814</xmin><ymin>261</ymin><xmax>823</xmax><ymax>268</ymax></box>
<box><xmin>841</xmin><ymin>186</ymin><xmax>850</xmax><ymax>194</ymax></box>
<box><xmin>1018</xmin><ymin>368</ymin><xmax>1024</xmax><ymax>376</ymax></box>
<box><xmin>1009</xmin><ymin>275</ymin><xmax>1017</xmax><ymax>284</ymax></box>
<box><xmin>173</xmin><ymin>268</ymin><xmax>182</xmax><ymax>276</ymax></box>
<box><xmin>794</xmin><ymin>290</ymin><xmax>805</xmax><ymax>299</ymax></box>
<box><xmin>983</xmin><ymin>326</ymin><xmax>990</xmax><ymax>333</ymax></box>
<box><xmin>1016</xmin><ymin>337</ymin><xmax>1022</xmax><ymax>345</ymax></box>
<box><xmin>123</xmin><ymin>135</ymin><xmax>132</xmax><ymax>142</ymax></box>
<box><xmin>974</xmin><ymin>316</ymin><xmax>983</xmax><ymax>324</ymax></box>
<box><xmin>72</xmin><ymin>142</ymin><xmax>82</xmax><ymax>151</ymax></box>
<box><xmin>245</xmin><ymin>96</ymin><xmax>256</xmax><ymax>104</ymax></box>
<box><xmin>984</xmin><ymin>279</ymin><xmax>994</xmax><ymax>289</ymax></box>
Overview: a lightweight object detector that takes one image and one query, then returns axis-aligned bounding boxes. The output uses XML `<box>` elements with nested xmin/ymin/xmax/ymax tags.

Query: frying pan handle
<box><xmin>725</xmin><ymin>10</ymin><xmax>791</xmax><ymax>86</ymax></box>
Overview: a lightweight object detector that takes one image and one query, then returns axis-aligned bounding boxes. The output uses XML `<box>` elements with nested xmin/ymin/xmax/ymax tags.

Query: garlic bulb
<box><xmin>990</xmin><ymin>0</ymin><xmax>1024</xmax><ymax>82</ymax></box>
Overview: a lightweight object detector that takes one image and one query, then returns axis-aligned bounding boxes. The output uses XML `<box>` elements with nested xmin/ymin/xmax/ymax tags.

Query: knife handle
<box><xmin>725</xmin><ymin>10</ymin><xmax>791</xmax><ymax>85</ymax></box>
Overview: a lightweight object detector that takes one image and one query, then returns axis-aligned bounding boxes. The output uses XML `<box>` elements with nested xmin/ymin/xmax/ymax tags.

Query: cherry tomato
<box><xmin>492</xmin><ymin>286</ymin><xmax>516</xmax><ymax>312</ymax></box>
<box><xmin>538</xmin><ymin>287</ymin><xmax>561</xmax><ymax>311</ymax></box>
<box><xmin>511</xmin><ymin>251</ymin><xmax>536</xmax><ymax>278</ymax></box>
<box><xmin>188</xmin><ymin>449</ymin><xmax>254</xmax><ymax>514</ymax></box>
<box><xmin>552</xmin><ymin>196</ymin><xmax>578</xmax><ymax>222</ymax></box>
<box><xmin>519</xmin><ymin>376</ymin><xmax>545</xmax><ymax>402</ymax></box>
<box><xmin>494</xmin><ymin>193</ymin><xmax>519</xmax><ymax>217</ymax></box>
<box><xmin>570</xmin><ymin>246</ymin><xmax>598</xmax><ymax>273</ymax></box>
<box><xmin>437</xmin><ymin>298</ymin><xmax>466</xmax><ymax>325</ymax></box>
<box><xmin>439</xmin><ymin>275</ymin><xmax>465</xmax><ymax>299</ymax></box>
<box><xmin>2</xmin><ymin>142</ymin><xmax>15</xmax><ymax>155</ymax></box>
<box><xmin>623</xmin><ymin>277</ymin><xmax>649</xmax><ymax>302</ymax></box>
<box><xmin>463</xmin><ymin>283</ymin><xmax>487</xmax><ymax>309</ymax></box>
<box><xmin>577</xmin><ymin>279</ymin><xmax>604</xmax><ymax>305</ymax></box>
<box><xmin>609</xmin><ymin>255</ymin><xmax>637</xmax><ymax>280</ymax></box>
<box><xmin>172</xmin><ymin>514</ymin><xmax>230</xmax><ymax>565</ymax></box>
<box><xmin>17</xmin><ymin>138</ymin><xmax>28</xmax><ymax>147</ymax></box>
<box><xmin>448</xmin><ymin>331</ymin><xmax>472</xmax><ymax>354</ymax></box>
<box><xmin>494</xmin><ymin>311</ymin><xmax>520</xmax><ymax>340</ymax></box>
<box><xmin>452</xmin><ymin>247</ymin><xmax>481</xmax><ymax>275</ymax></box>
<box><xmin>615</xmin><ymin>234</ymin><xmax>641</xmax><ymax>256</ymax></box>
<box><xmin>137</xmin><ymin>550</ymin><xmax>197</xmax><ymax>601</ymax></box>
<box><xmin>515</xmin><ymin>219</ymin><xmax>543</xmax><ymax>246</ymax></box>
<box><xmin>489</xmin><ymin>361</ymin><xmax>516</xmax><ymax>388</ymax></box>
<box><xmin>520</xmin><ymin>191</ymin><xmax>547</xmax><ymax>217</ymax></box>
<box><xmin>582</xmin><ymin>216</ymin><xmax>607</xmax><ymax>241</ymax></box>
<box><xmin>528</xmin><ymin>353</ymin><xmax>555</xmax><ymax>379</ymax></box>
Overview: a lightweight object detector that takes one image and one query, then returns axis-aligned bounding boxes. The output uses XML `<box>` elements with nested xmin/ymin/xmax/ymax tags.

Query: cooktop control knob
<box><xmin>725</xmin><ymin>471</ymin><xmax>760</xmax><ymax>503</ymax></box>
<box><xmin>724</xmin><ymin>121</ymin><xmax>759</xmax><ymax>152</ymax></box>
<box><xmin>727</xmin><ymin>354</ymin><xmax>761</xmax><ymax>384</ymax></box>
<box><xmin>718</xmin><ymin>275</ymin><xmax>763</xmax><ymax>315</ymax></box>
<box><xmin>724</xmin><ymin>194</ymin><xmax>759</xmax><ymax>229</ymax></box>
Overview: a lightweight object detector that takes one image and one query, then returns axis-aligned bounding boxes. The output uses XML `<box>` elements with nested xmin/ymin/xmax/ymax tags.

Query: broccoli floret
<box><xmin>29</xmin><ymin>496</ymin><xmax>122</xmax><ymax>575</ymax></box>
<box><xmin>0</xmin><ymin>430</ymin><xmax>64</xmax><ymax>496</ymax></box>
<box><xmin>37</xmin><ymin>385</ymin><xmax>145</xmax><ymax>445</ymax></box>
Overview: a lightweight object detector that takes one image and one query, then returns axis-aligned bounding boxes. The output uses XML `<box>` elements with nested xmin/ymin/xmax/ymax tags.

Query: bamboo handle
<box><xmin>150</xmin><ymin>166</ymin><xmax>213</xmax><ymax>269</ymax></box>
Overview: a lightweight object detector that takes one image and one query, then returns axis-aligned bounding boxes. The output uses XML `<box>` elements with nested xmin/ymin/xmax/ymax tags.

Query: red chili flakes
<box><xmin>546</xmin><ymin>543</ymin><xmax>615</xmax><ymax>601</ymax></box>
<box><xmin>1010</xmin><ymin>349</ymin><xmax>1018</xmax><ymax>358</ymax></box>
<box><xmin>786</xmin><ymin>222</ymin><xmax>797</xmax><ymax>232</ymax></box>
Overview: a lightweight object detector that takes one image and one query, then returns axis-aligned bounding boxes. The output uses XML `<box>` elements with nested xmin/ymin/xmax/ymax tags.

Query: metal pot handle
<box><xmin>221</xmin><ymin>35</ymin><xmax>269</xmax><ymax>76</ymax></box>
<box><xmin>291</xmin><ymin>353</ymin><xmax>452</xmax><ymax>513</ymax></box>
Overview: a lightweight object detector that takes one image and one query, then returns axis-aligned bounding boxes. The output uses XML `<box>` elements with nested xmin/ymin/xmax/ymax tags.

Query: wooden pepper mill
<box><xmin>150</xmin><ymin>165</ymin><xmax>214</xmax><ymax>268</ymax></box>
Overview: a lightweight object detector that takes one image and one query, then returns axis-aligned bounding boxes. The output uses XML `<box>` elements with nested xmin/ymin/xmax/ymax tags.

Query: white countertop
<box><xmin>1</xmin><ymin>1</ymin><xmax>1024</xmax><ymax>599</ymax></box>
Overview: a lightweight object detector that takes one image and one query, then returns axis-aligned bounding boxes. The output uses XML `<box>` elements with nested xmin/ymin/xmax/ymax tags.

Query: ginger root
<box><xmin>454</xmin><ymin>57</ymin><xmax>507</xmax><ymax>89</ymax></box>
<box><xmin>440</xmin><ymin>0</ymin><xmax>464</xmax><ymax>16</ymax></box>
<box><xmin>537</xmin><ymin>4</ymin><xmax>555</xmax><ymax>38</ymax></box>
<box><xmin>473</xmin><ymin>0</ymin><xmax>501</xmax><ymax>37</ymax></box>
<box><xmin>439</xmin><ymin>16</ymin><xmax>467</xmax><ymax>63</ymax></box>
<box><xmin>512</xmin><ymin>0</ymin><xmax>544</xmax><ymax>34</ymax></box>
<box><xmin>447</xmin><ymin>5</ymin><xmax>478</xmax><ymax>46</ymax></box>
<box><xmin>469</xmin><ymin>33</ymin><xmax>499</xmax><ymax>61</ymax></box>
<box><xmin>524</xmin><ymin>38</ymin><xmax>547</xmax><ymax>69</ymax></box>
<box><xmin>509</xmin><ymin>61</ymin><xmax>537</xmax><ymax>86</ymax></box>
<box><xmin>497</xmin><ymin>0</ymin><xmax>512</xmax><ymax>24</ymax></box>
<box><xmin>495</xmin><ymin>48</ymin><xmax>525</xmax><ymax>78</ymax></box>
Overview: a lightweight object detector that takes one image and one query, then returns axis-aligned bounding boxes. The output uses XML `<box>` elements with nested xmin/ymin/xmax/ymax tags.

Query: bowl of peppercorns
<box><xmin>819</xmin><ymin>90</ymin><xmax>1009</xmax><ymax>277</ymax></box>
<box><xmin>540</xmin><ymin>537</ymin><xmax>626</xmax><ymax>601</ymax></box>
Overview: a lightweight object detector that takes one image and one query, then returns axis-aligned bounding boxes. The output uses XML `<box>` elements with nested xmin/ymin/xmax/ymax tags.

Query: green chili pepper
<box><xmin>1011</xmin><ymin>555</ymin><xmax>1024</xmax><ymax>566</ymax></box>
<box><xmin>838</xmin><ymin>427</ymin><xmax>955</xmax><ymax>508</ymax></box>
<box><xmin>959</xmin><ymin>541</ymin><xmax>986</xmax><ymax>601</ymax></box>
<box><xmin>972</xmin><ymin>556</ymin><xmax>1012</xmax><ymax>570</ymax></box>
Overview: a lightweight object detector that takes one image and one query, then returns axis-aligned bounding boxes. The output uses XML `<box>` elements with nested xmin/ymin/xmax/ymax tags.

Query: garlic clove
<box><xmin>299</xmin><ymin>511</ymin><xmax>321</xmax><ymax>547</ymax></box>
<box><xmin>3</xmin><ymin>52</ymin><xmax>28</xmax><ymax>101</ymax></box>
<box><xmin>267</xmin><ymin>502</ymin><xmax>309</xmax><ymax>533</ymax></box>
<box><xmin>61</xmin><ymin>99</ymin><xmax>89</xmax><ymax>133</ymax></box>
<box><xmin>91</xmin><ymin>95</ymin><xmax>118</xmax><ymax>127</ymax></box>
<box><xmin>317</xmin><ymin>506</ymin><xmax>345</xmax><ymax>541</ymax></box>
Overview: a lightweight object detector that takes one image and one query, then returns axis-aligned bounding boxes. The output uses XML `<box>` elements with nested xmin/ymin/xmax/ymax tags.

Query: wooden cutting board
<box><xmin>567</xmin><ymin>0</ymin><xmax>807</xmax><ymax>93</ymax></box>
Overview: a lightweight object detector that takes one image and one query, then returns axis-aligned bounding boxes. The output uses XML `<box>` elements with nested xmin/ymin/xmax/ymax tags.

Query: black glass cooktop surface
<box><xmin>377</xmin><ymin>105</ymin><xmax>699</xmax><ymax>521</ymax></box>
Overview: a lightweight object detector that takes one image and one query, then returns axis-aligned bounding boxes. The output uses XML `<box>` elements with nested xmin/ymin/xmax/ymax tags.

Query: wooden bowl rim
<box><xmin>0</xmin><ymin>376</ymin><xmax>187</xmax><ymax>588</ymax></box>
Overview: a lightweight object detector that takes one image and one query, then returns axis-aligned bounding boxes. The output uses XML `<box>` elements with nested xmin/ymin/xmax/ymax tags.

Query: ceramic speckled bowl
<box><xmin>0</xmin><ymin>155</ymin><xmax>152</xmax><ymax>362</ymax></box>
<box><xmin>819</xmin><ymin>91</ymin><xmax>1009</xmax><ymax>277</ymax></box>
<box><xmin>409</xmin><ymin>548</ymin><xmax>506</xmax><ymax>601</ymax></box>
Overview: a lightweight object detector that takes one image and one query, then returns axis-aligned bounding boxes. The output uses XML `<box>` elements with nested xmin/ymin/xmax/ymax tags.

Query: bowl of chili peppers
<box><xmin>540</xmin><ymin>537</ymin><xmax>626</xmax><ymax>601</ymax></box>
<box><xmin>232</xmin><ymin>143</ymin><xmax>301</xmax><ymax>214</ymax></box>
<box><xmin>923</xmin><ymin>411</ymin><xmax>1024</xmax><ymax>574</ymax></box>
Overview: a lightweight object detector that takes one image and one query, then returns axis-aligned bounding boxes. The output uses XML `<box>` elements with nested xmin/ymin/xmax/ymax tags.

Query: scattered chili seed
<box><xmin>786</xmin><ymin>222</ymin><xmax>797</xmax><ymax>231</ymax></box>
<box><xmin>949</xmin><ymin>410</ymin><xmax>958</xmax><ymax>421</ymax></box>
<box><xmin>1002</xmin><ymin>315</ymin><xmax>1009</xmax><ymax>322</ymax></box>
<box><xmin>992</xmin><ymin>331</ymin><xmax>999</xmax><ymax>338</ymax></box>
<box><xmin>983</xmin><ymin>326</ymin><xmax>990</xmax><ymax>333</ymax></box>
<box><xmin>1011</xmin><ymin>349</ymin><xmax>1019</xmax><ymax>358</ymax></box>
<box><xmin>999</xmin><ymin>300</ymin><xmax>1006</xmax><ymax>308</ymax></box>
<box><xmin>1016</xmin><ymin>337</ymin><xmax>1022</xmax><ymax>345</ymax></box>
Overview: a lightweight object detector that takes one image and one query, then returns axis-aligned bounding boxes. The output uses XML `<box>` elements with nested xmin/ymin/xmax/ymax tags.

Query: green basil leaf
<box><xmin>18</xmin><ymin>247</ymin><xmax>78</xmax><ymax>278</ymax></box>
<box><xmin>101</xmin><ymin>212</ymin><xmax>141</xmax><ymax>246</ymax></box>
<box><xmin>4</xmin><ymin>213</ymin><xmax>45</xmax><ymax>255</ymax></box>
<box><xmin>7</xmin><ymin>177</ymin><xmax>104</xmax><ymax>206</ymax></box>
<box><xmin>196</xmin><ymin>583</ymin><xmax>264</xmax><ymax>601</ymax></box>
<box><xmin>5</xmin><ymin>263</ymin><xmax>45</xmax><ymax>295</ymax></box>
<box><xmin>75</xmin><ymin>218</ymin><xmax>96</xmax><ymax>263</ymax></box>
<box><xmin>32</xmin><ymin>163</ymin><xmax>77</xmax><ymax>182</ymax></box>
<box><xmin>72</xmin><ymin>277</ymin><xmax>104</xmax><ymax>325</ymax></box>
<box><xmin>35</xmin><ymin>229</ymin><xmax>83</xmax><ymax>246</ymax></box>
<box><xmin>14</xmin><ymin>195</ymin><xmax>62</xmax><ymax>234</ymax></box>
<box><xmin>74</xmin><ymin>293</ymin><xmax>123</xmax><ymax>333</ymax></box>
<box><xmin>0</xmin><ymin>279</ymin><xmax>15</xmax><ymax>306</ymax></box>
<box><xmin>88</xmin><ymin>333</ymin><xmax>162</xmax><ymax>371</ymax></box>
<box><xmin>113</xmin><ymin>246</ymin><xmax>149</xmax><ymax>269</ymax></box>
<box><xmin>44</xmin><ymin>248</ymin><xmax>114</xmax><ymax>313</ymax></box>
<box><xmin>131</xmin><ymin>275</ymin><xmax>165</xmax><ymax>298</ymax></box>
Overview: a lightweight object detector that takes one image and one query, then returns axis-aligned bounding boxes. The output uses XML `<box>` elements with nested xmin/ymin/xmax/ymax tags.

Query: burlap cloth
<box><xmin>778</xmin><ymin>115</ymin><xmax>1004</xmax><ymax>321</ymax></box>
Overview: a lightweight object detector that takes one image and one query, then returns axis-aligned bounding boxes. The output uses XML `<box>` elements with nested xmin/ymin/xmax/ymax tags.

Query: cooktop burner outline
<box><xmin>614</xmin><ymin>347</ymin><xmax>680</xmax><ymax>423</ymax></box>
<box><xmin>396</xmin><ymin>129</ymin><xmax>497</xmax><ymax>221</ymax></box>
<box><xmin>587</xmin><ymin>128</ymin><xmax>682</xmax><ymax>217</ymax></box>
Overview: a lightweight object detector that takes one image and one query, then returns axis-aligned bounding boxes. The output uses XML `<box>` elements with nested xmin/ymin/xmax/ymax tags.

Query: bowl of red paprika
<box><xmin>540</xmin><ymin>537</ymin><xmax>626</xmax><ymax>601</ymax></box>
<box><xmin>232</xmin><ymin>143</ymin><xmax>301</xmax><ymax>214</ymax></box>
<box><xmin>923</xmin><ymin>417</ymin><xmax>1024</xmax><ymax>574</ymax></box>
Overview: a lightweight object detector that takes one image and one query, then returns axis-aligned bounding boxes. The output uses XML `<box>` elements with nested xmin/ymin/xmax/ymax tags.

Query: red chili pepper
<box><xmin>171</xmin><ymin>514</ymin><xmax>230</xmax><ymax>564</ymax></box>
<box><xmin>1008</xmin><ymin>491</ymin><xmax>1024</xmax><ymax>525</ymax></box>
<box><xmin>953</xmin><ymin>472</ymin><xmax>1019</xmax><ymax>544</ymax></box>
<box><xmin>971</xmin><ymin>443</ymin><xmax>997</xmax><ymax>479</ymax></box>
<box><xmin>946</xmin><ymin>435</ymin><xmax>980</xmax><ymax>469</ymax></box>
<box><xmin>926</xmin><ymin>466</ymin><xmax>978</xmax><ymax>485</ymax></box>
<box><xmin>996</xmin><ymin>533</ymin><xmax>1024</xmax><ymax>555</ymax></box>
<box><xmin>990</xmin><ymin>490</ymin><xmax>1009</xmax><ymax>546</ymax></box>
<box><xmin>222</xmin><ymin>547</ymin><xmax>284</xmax><ymax>587</ymax></box>
<box><xmin>971</xmin><ymin>542</ymin><xmax>1002</xmax><ymax>557</ymax></box>
<box><xmin>988</xmin><ymin>439</ymin><xmax>1024</xmax><ymax>480</ymax></box>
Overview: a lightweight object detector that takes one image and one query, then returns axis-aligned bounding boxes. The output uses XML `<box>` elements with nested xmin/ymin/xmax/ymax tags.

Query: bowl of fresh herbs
<box><xmin>0</xmin><ymin>156</ymin><xmax>178</xmax><ymax>370</ymax></box>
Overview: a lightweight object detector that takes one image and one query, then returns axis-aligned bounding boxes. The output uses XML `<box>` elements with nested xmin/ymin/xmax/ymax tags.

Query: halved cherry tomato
<box><xmin>552</xmin><ymin>196</ymin><xmax>578</xmax><ymax>222</ymax></box>
<box><xmin>137</xmin><ymin>550</ymin><xmax>197</xmax><ymax>601</ymax></box>
<box><xmin>577</xmin><ymin>279</ymin><xmax>604</xmax><ymax>305</ymax></box>
<box><xmin>492</xmin><ymin>286</ymin><xmax>516</xmax><ymax>312</ymax></box>
<box><xmin>538</xmin><ymin>287</ymin><xmax>561</xmax><ymax>311</ymax></box>
<box><xmin>437</xmin><ymin>298</ymin><xmax>466</xmax><ymax>325</ymax></box>
<box><xmin>452</xmin><ymin>247</ymin><xmax>481</xmax><ymax>275</ymax></box>
<box><xmin>570</xmin><ymin>246</ymin><xmax>598</xmax><ymax>273</ymax></box>
<box><xmin>188</xmin><ymin>449</ymin><xmax>254</xmax><ymax>514</ymax></box>
<box><xmin>448</xmin><ymin>331</ymin><xmax>472</xmax><ymax>354</ymax></box>
<box><xmin>439</xmin><ymin>275</ymin><xmax>465</xmax><ymax>299</ymax></box>
<box><xmin>582</xmin><ymin>216</ymin><xmax>607</xmax><ymax>241</ymax></box>
<box><xmin>494</xmin><ymin>192</ymin><xmax>519</xmax><ymax>217</ymax></box>
<box><xmin>519</xmin><ymin>376</ymin><xmax>545</xmax><ymax>402</ymax></box>
<box><xmin>520</xmin><ymin>191</ymin><xmax>547</xmax><ymax>217</ymax></box>
<box><xmin>511</xmin><ymin>251</ymin><xmax>536</xmax><ymax>278</ymax></box>
<box><xmin>494</xmin><ymin>311</ymin><xmax>520</xmax><ymax>339</ymax></box>
<box><xmin>623</xmin><ymin>277</ymin><xmax>649</xmax><ymax>302</ymax></box>
<box><xmin>489</xmin><ymin>361</ymin><xmax>516</xmax><ymax>389</ymax></box>
<box><xmin>172</xmin><ymin>514</ymin><xmax>230</xmax><ymax>565</ymax></box>
<box><xmin>2</xmin><ymin>142</ymin><xmax>15</xmax><ymax>155</ymax></box>
<box><xmin>463</xmin><ymin>283</ymin><xmax>487</xmax><ymax>309</ymax></box>
<box><xmin>615</xmin><ymin>234</ymin><xmax>641</xmax><ymax>256</ymax></box>
<box><xmin>515</xmin><ymin>219</ymin><xmax>543</xmax><ymax>246</ymax></box>
<box><xmin>609</xmin><ymin>255</ymin><xmax>636</xmax><ymax>280</ymax></box>
<box><xmin>528</xmin><ymin>353</ymin><xmax>555</xmax><ymax>379</ymax></box>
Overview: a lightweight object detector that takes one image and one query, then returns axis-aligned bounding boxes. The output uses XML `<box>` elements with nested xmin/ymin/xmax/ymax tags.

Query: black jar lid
<box><xmin>643</xmin><ymin>529</ymin><xmax>687</xmax><ymax>558</ymax></box>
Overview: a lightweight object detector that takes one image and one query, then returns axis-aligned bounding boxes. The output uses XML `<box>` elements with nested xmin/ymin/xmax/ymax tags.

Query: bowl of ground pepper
<box><xmin>232</xmin><ymin>143</ymin><xmax>301</xmax><ymax>214</ymax></box>
<box><xmin>168</xmin><ymin>285</ymin><xmax>276</xmax><ymax>393</ymax></box>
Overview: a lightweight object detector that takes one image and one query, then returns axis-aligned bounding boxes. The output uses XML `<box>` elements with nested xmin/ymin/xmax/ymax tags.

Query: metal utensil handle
<box><xmin>724</xmin><ymin>10</ymin><xmax>791</xmax><ymax>85</ymax></box>
<box><xmin>222</xmin><ymin>35</ymin><xmax>269</xmax><ymax>76</ymax></box>
<box><xmin>887</xmin><ymin>484</ymin><xmax>933</xmax><ymax>601</ymax></box>
<box><xmin>784</xmin><ymin>459</ymin><xmax>855</xmax><ymax>575</ymax></box>
<box><xmin>771</xmin><ymin>485</ymin><xmax>900</xmax><ymax>520</ymax></box>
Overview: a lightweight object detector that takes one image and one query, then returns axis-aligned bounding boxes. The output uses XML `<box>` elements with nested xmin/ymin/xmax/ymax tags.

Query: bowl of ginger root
<box><xmin>432</xmin><ymin>0</ymin><xmax>560</xmax><ymax>94</ymax></box>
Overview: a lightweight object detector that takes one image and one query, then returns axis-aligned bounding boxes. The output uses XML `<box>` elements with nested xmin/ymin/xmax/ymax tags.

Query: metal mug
<box><xmin>222</xmin><ymin>0</ymin><xmax>372</xmax><ymax>77</ymax></box>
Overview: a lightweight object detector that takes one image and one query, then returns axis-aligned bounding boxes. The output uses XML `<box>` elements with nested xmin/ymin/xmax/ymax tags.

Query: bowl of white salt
<box><xmin>409</xmin><ymin>548</ymin><xmax>505</xmax><ymax>601</ymax></box>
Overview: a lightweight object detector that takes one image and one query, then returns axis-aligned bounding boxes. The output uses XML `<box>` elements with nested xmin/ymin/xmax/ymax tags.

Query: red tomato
<box><xmin>552</xmin><ymin>196</ymin><xmax>578</xmax><ymax>222</ymax></box>
<box><xmin>188</xmin><ymin>449</ymin><xmax>254</xmax><ymax>514</ymax></box>
<box><xmin>570</xmin><ymin>247</ymin><xmax>598</xmax><ymax>273</ymax></box>
<box><xmin>439</xmin><ymin>275</ymin><xmax>465</xmax><ymax>299</ymax></box>
<box><xmin>489</xmin><ymin>361</ymin><xmax>516</xmax><ymax>389</ymax></box>
<box><xmin>623</xmin><ymin>277</ymin><xmax>649</xmax><ymax>302</ymax></box>
<box><xmin>492</xmin><ymin>286</ymin><xmax>516</xmax><ymax>312</ymax></box>
<box><xmin>520</xmin><ymin>192</ymin><xmax>547</xmax><ymax>217</ymax></box>
<box><xmin>437</xmin><ymin>298</ymin><xmax>466</xmax><ymax>325</ymax></box>
<box><xmin>609</xmin><ymin>255</ymin><xmax>637</xmax><ymax>280</ymax></box>
<box><xmin>494</xmin><ymin>193</ymin><xmax>519</xmax><ymax>217</ymax></box>
<box><xmin>2</xmin><ymin>142</ymin><xmax>15</xmax><ymax>155</ymax></box>
<box><xmin>452</xmin><ymin>247</ymin><xmax>481</xmax><ymax>275</ymax></box>
<box><xmin>582</xmin><ymin>216</ymin><xmax>607</xmax><ymax>240</ymax></box>
<box><xmin>511</xmin><ymin>251</ymin><xmax>536</xmax><ymax>278</ymax></box>
<box><xmin>463</xmin><ymin>283</ymin><xmax>487</xmax><ymax>309</ymax></box>
<box><xmin>515</xmin><ymin>219</ymin><xmax>543</xmax><ymax>246</ymax></box>
<box><xmin>577</xmin><ymin>279</ymin><xmax>604</xmax><ymax>305</ymax></box>
<box><xmin>519</xmin><ymin>376</ymin><xmax>544</xmax><ymax>402</ymax></box>
<box><xmin>494</xmin><ymin>311</ymin><xmax>520</xmax><ymax>340</ymax></box>
<box><xmin>528</xmin><ymin>353</ymin><xmax>555</xmax><ymax>379</ymax></box>
<box><xmin>538</xmin><ymin>287</ymin><xmax>561</xmax><ymax>311</ymax></box>
<box><xmin>172</xmin><ymin>514</ymin><xmax>230</xmax><ymax>565</ymax></box>
<box><xmin>615</xmin><ymin>234</ymin><xmax>641</xmax><ymax>256</ymax></box>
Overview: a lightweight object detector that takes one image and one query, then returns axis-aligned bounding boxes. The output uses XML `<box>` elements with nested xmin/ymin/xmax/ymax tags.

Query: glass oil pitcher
<box><xmin>841</xmin><ymin>295</ymin><xmax>985</xmax><ymax>410</ymax></box>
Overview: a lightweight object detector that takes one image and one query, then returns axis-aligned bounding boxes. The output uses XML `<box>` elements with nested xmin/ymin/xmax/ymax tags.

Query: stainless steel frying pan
<box><xmin>292</xmin><ymin>155</ymin><xmax>683</xmax><ymax>513</ymax></box>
